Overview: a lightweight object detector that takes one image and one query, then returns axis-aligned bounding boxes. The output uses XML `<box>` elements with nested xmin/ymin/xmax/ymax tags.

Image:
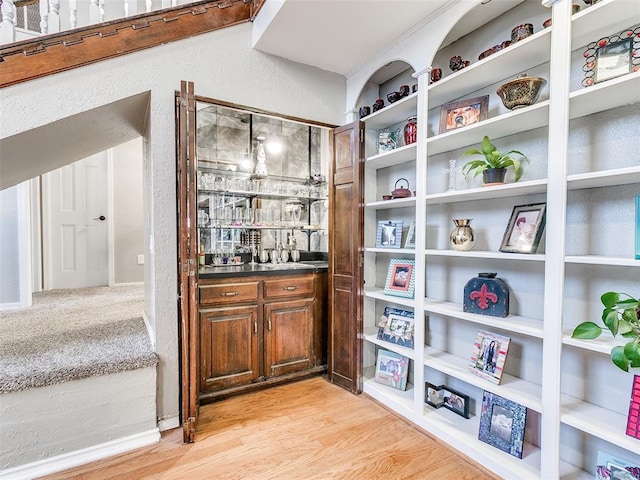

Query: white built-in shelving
<box><xmin>355</xmin><ymin>0</ymin><xmax>640</xmax><ymax>478</ymax></box>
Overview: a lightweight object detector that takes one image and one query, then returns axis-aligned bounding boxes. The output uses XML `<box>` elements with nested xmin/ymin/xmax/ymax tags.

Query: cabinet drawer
<box><xmin>199</xmin><ymin>281</ymin><xmax>259</xmax><ymax>305</ymax></box>
<box><xmin>264</xmin><ymin>276</ymin><xmax>314</xmax><ymax>299</ymax></box>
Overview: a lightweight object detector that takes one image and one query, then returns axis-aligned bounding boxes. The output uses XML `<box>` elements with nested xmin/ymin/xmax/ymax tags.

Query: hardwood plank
<box><xmin>39</xmin><ymin>377</ymin><xmax>498</xmax><ymax>480</ymax></box>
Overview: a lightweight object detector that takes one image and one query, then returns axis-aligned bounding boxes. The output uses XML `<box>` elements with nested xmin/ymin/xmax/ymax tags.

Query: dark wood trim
<box><xmin>0</xmin><ymin>0</ymin><xmax>254</xmax><ymax>88</ymax></box>
<box><xmin>192</xmin><ymin>94</ymin><xmax>339</xmax><ymax>129</ymax></box>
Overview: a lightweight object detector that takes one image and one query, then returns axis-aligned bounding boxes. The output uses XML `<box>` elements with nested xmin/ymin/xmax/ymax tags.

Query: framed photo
<box><xmin>499</xmin><ymin>203</ymin><xmax>547</xmax><ymax>254</ymax></box>
<box><xmin>439</xmin><ymin>95</ymin><xmax>489</xmax><ymax>134</ymax></box>
<box><xmin>627</xmin><ymin>375</ymin><xmax>640</xmax><ymax>440</ymax></box>
<box><xmin>595</xmin><ymin>450</ymin><xmax>640</xmax><ymax>480</ymax></box>
<box><xmin>376</xmin><ymin>221</ymin><xmax>403</xmax><ymax>248</ymax></box>
<box><xmin>404</xmin><ymin>221</ymin><xmax>416</xmax><ymax>249</ymax></box>
<box><xmin>582</xmin><ymin>26</ymin><xmax>640</xmax><ymax>87</ymax></box>
<box><xmin>469</xmin><ymin>329</ymin><xmax>511</xmax><ymax>385</ymax></box>
<box><xmin>377</xmin><ymin>306</ymin><xmax>415</xmax><ymax>348</ymax></box>
<box><xmin>479</xmin><ymin>391</ymin><xmax>527</xmax><ymax>459</ymax></box>
<box><xmin>635</xmin><ymin>195</ymin><xmax>639</xmax><ymax>260</ymax></box>
<box><xmin>443</xmin><ymin>386</ymin><xmax>470</xmax><ymax>419</ymax></box>
<box><xmin>425</xmin><ymin>383</ymin><xmax>445</xmax><ymax>408</ymax></box>
<box><xmin>383</xmin><ymin>258</ymin><xmax>415</xmax><ymax>299</ymax></box>
<box><xmin>374</xmin><ymin>349</ymin><xmax>409</xmax><ymax>391</ymax></box>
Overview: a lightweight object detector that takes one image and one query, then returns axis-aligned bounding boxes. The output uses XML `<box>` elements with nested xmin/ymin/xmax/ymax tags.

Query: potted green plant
<box><xmin>572</xmin><ymin>291</ymin><xmax>640</xmax><ymax>372</ymax></box>
<box><xmin>461</xmin><ymin>135</ymin><xmax>528</xmax><ymax>185</ymax></box>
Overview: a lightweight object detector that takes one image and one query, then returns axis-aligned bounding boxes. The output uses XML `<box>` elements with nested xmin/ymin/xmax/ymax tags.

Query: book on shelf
<box><xmin>377</xmin><ymin>306</ymin><xmax>414</xmax><ymax>349</ymax></box>
<box><xmin>468</xmin><ymin>329</ymin><xmax>510</xmax><ymax>385</ymax></box>
<box><xmin>374</xmin><ymin>349</ymin><xmax>409</xmax><ymax>391</ymax></box>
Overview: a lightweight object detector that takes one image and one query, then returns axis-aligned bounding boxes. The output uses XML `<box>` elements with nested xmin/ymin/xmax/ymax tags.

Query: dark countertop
<box><xmin>199</xmin><ymin>260</ymin><xmax>328</xmax><ymax>278</ymax></box>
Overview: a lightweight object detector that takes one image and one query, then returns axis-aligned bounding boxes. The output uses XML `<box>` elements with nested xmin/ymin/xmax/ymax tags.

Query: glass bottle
<box><xmin>404</xmin><ymin>115</ymin><xmax>417</xmax><ymax>145</ymax></box>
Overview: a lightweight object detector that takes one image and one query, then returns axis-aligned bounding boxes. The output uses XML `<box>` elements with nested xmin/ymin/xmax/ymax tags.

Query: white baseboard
<box><xmin>0</xmin><ymin>302</ymin><xmax>21</xmax><ymax>311</ymax></box>
<box><xmin>0</xmin><ymin>428</ymin><xmax>160</xmax><ymax>480</ymax></box>
<box><xmin>158</xmin><ymin>415</ymin><xmax>180</xmax><ymax>432</ymax></box>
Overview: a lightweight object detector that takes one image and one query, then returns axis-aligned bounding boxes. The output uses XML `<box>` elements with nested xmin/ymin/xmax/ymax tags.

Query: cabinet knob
<box><xmin>221</xmin><ymin>291</ymin><xmax>239</xmax><ymax>297</ymax></box>
<box><xmin>283</xmin><ymin>286</ymin><xmax>297</xmax><ymax>291</ymax></box>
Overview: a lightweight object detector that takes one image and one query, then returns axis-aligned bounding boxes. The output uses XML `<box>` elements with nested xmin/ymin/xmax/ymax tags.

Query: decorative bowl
<box><xmin>542</xmin><ymin>18</ymin><xmax>552</xmax><ymax>29</ymax></box>
<box><xmin>387</xmin><ymin>91</ymin><xmax>401</xmax><ymax>103</ymax></box>
<box><xmin>478</xmin><ymin>47</ymin><xmax>495</xmax><ymax>61</ymax></box>
<box><xmin>496</xmin><ymin>74</ymin><xmax>547</xmax><ymax>110</ymax></box>
<box><xmin>511</xmin><ymin>23</ymin><xmax>534</xmax><ymax>43</ymax></box>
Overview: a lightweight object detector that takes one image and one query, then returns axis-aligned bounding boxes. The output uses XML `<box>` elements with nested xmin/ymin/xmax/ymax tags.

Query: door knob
<box><xmin>94</xmin><ymin>215</ymin><xmax>106</xmax><ymax>221</ymax></box>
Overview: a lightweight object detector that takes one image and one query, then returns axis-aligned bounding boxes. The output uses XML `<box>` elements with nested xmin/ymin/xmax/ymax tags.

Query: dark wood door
<box><xmin>199</xmin><ymin>305</ymin><xmax>261</xmax><ymax>392</ymax></box>
<box><xmin>328</xmin><ymin>121</ymin><xmax>364</xmax><ymax>393</ymax></box>
<box><xmin>264</xmin><ymin>298</ymin><xmax>314</xmax><ymax>377</ymax></box>
<box><xmin>177</xmin><ymin>80</ymin><xmax>199</xmax><ymax>442</ymax></box>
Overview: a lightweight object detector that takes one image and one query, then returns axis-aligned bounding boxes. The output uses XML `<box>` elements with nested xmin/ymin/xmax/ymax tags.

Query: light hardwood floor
<box><xmin>41</xmin><ymin>377</ymin><xmax>497</xmax><ymax>479</ymax></box>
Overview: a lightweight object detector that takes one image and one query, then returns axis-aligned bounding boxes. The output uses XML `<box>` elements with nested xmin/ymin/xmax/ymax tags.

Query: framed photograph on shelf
<box><xmin>443</xmin><ymin>386</ymin><xmax>470</xmax><ymax>419</ymax></box>
<box><xmin>582</xmin><ymin>26</ymin><xmax>640</xmax><ymax>87</ymax></box>
<box><xmin>383</xmin><ymin>258</ymin><xmax>415</xmax><ymax>299</ymax></box>
<box><xmin>374</xmin><ymin>349</ymin><xmax>409</xmax><ymax>391</ymax></box>
<box><xmin>627</xmin><ymin>375</ymin><xmax>640</xmax><ymax>440</ymax></box>
<box><xmin>377</xmin><ymin>306</ymin><xmax>415</xmax><ymax>348</ymax></box>
<box><xmin>425</xmin><ymin>383</ymin><xmax>445</xmax><ymax>409</ymax></box>
<box><xmin>499</xmin><ymin>203</ymin><xmax>547</xmax><ymax>254</ymax></box>
<box><xmin>376</xmin><ymin>221</ymin><xmax>403</xmax><ymax>248</ymax></box>
<box><xmin>478</xmin><ymin>391</ymin><xmax>527</xmax><ymax>459</ymax></box>
<box><xmin>404</xmin><ymin>221</ymin><xmax>416</xmax><ymax>249</ymax></box>
<box><xmin>469</xmin><ymin>329</ymin><xmax>511</xmax><ymax>385</ymax></box>
<box><xmin>595</xmin><ymin>450</ymin><xmax>640</xmax><ymax>480</ymax></box>
<box><xmin>439</xmin><ymin>95</ymin><xmax>489</xmax><ymax>134</ymax></box>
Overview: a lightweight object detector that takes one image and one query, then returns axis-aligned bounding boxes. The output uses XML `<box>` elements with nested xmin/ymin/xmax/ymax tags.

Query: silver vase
<box><xmin>450</xmin><ymin>219</ymin><xmax>475</xmax><ymax>251</ymax></box>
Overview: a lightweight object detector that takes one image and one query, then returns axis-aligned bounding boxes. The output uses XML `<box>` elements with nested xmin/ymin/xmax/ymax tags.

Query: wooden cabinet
<box><xmin>198</xmin><ymin>272</ymin><xmax>327</xmax><ymax>401</ymax></box>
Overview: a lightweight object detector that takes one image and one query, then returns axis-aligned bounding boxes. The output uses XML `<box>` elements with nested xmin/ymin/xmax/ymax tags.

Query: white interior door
<box><xmin>43</xmin><ymin>154</ymin><xmax>109</xmax><ymax>289</ymax></box>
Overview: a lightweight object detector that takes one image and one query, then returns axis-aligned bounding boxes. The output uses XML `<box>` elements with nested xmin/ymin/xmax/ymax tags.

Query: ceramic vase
<box><xmin>404</xmin><ymin>116</ymin><xmax>417</xmax><ymax>145</ymax></box>
<box><xmin>450</xmin><ymin>219</ymin><xmax>475</xmax><ymax>251</ymax></box>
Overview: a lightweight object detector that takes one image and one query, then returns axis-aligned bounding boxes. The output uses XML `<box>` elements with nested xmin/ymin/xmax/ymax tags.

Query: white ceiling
<box><xmin>252</xmin><ymin>0</ymin><xmax>451</xmax><ymax>77</ymax></box>
<box><xmin>252</xmin><ymin>0</ymin><xmax>524</xmax><ymax>79</ymax></box>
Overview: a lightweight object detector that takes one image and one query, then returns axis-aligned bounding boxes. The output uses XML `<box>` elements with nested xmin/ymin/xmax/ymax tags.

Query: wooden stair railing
<box><xmin>0</xmin><ymin>0</ymin><xmax>265</xmax><ymax>88</ymax></box>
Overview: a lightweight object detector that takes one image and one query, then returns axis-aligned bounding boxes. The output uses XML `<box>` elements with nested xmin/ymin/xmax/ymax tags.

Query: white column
<box><xmin>145</xmin><ymin>0</ymin><xmax>152</xmax><ymax>13</ymax></box>
<box><xmin>89</xmin><ymin>0</ymin><xmax>100</xmax><ymax>24</ymax></box>
<box><xmin>124</xmin><ymin>0</ymin><xmax>138</xmax><ymax>17</ymax></box>
<box><xmin>0</xmin><ymin>0</ymin><xmax>17</xmax><ymax>44</ymax></box>
<box><xmin>39</xmin><ymin>0</ymin><xmax>49</xmax><ymax>34</ymax></box>
<box><xmin>48</xmin><ymin>0</ymin><xmax>60</xmax><ymax>33</ymax></box>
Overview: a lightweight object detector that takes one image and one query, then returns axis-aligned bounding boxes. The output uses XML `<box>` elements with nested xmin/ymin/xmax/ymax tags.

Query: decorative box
<box><xmin>463</xmin><ymin>272</ymin><xmax>509</xmax><ymax>317</ymax></box>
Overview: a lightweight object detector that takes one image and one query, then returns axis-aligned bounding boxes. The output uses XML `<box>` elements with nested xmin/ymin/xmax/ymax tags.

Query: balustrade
<box><xmin>0</xmin><ymin>0</ymin><xmax>195</xmax><ymax>45</ymax></box>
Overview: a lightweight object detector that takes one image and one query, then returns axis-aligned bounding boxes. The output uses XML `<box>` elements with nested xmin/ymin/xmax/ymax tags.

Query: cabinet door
<box><xmin>199</xmin><ymin>305</ymin><xmax>260</xmax><ymax>392</ymax></box>
<box><xmin>328</xmin><ymin>121</ymin><xmax>364</xmax><ymax>393</ymax></box>
<box><xmin>264</xmin><ymin>298</ymin><xmax>314</xmax><ymax>378</ymax></box>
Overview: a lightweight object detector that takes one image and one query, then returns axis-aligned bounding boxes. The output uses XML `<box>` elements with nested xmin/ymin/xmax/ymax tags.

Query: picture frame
<box><xmin>499</xmin><ymin>203</ymin><xmax>547</xmax><ymax>254</ymax></box>
<box><xmin>439</xmin><ymin>95</ymin><xmax>489</xmax><ymax>134</ymax></box>
<box><xmin>635</xmin><ymin>195</ymin><xmax>639</xmax><ymax>260</ymax></box>
<box><xmin>383</xmin><ymin>258</ymin><xmax>415</xmax><ymax>299</ymax></box>
<box><xmin>404</xmin><ymin>221</ymin><xmax>416</xmax><ymax>249</ymax></box>
<box><xmin>595</xmin><ymin>450</ymin><xmax>640</xmax><ymax>480</ymax></box>
<box><xmin>582</xmin><ymin>25</ymin><xmax>640</xmax><ymax>87</ymax></box>
<box><xmin>376</xmin><ymin>220</ymin><xmax>403</xmax><ymax>248</ymax></box>
<box><xmin>425</xmin><ymin>382</ymin><xmax>445</xmax><ymax>408</ymax></box>
<box><xmin>469</xmin><ymin>329</ymin><xmax>511</xmax><ymax>385</ymax></box>
<box><xmin>377</xmin><ymin>306</ymin><xmax>415</xmax><ymax>349</ymax></box>
<box><xmin>374</xmin><ymin>349</ymin><xmax>409</xmax><ymax>391</ymax></box>
<box><xmin>478</xmin><ymin>391</ymin><xmax>527</xmax><ymax>459</ymax></box>
<box><xmin>442</xmin><ymin>386</ymin><xmax>470</xmax><ymax>419</ymax></box>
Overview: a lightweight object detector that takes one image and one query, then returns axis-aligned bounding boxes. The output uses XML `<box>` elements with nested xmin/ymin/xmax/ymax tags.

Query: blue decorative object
<box><xmin>478</xmin><ymin>391</ymin><xmax>527</xmax><ymax>459</ymax></box>
<box><xmin>463</xmin><ymin>272</ymin><xmax>509</xmax><ymax>317</ymax></box>
<box><xmin>635</xmin><ymin>195</ymin><xmax>640</xmax><ymax>260</ymax></box>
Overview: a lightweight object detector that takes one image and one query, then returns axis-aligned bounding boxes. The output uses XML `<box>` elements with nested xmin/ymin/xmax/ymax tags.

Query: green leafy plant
<box><xmin>461</xmin><ymin>135</ymin><xmax>528</xmax><ymax>182</ymax></box>
<box><xmin>572</xmin><ymin>292</ymin><xmax>640</xmax><ymax>372</ymax></box>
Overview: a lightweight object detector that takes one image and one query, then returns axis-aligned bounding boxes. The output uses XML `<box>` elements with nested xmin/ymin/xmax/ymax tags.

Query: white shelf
<box><xmin>366</xmin><ymin>197</ymin><xmax>416</xmax><ymax>210</ymax></box>
<box><xmin>562</xmin><ymin>329</ymin><xmax>625</xmax><ymax>355</ymax></box>
<box><xmin>567</xmin><ymin>165</ymin><xmax>640</xmax><ymax>190</ymax></box>
<box><xmin>424</xmin><ymin>298</ymin><xmax>544</xmax><ymax>339</ymax></box>
<box><xmin>570</xmin><ymin>71</ymin><xmax>640</xmax><ymax>119</ymax></box>
<box><xmin>363</xmin><ymin>326</ymin><xmax>416</xmax><ymax>360</ymax></box>
<box><xmin>425</xmin><ymin>179</ymin><xmax>547</xmax><ymax>204</ymax></box>
<box><xmin>364</xmin><ymin>287</ymin><xmax>417</xmax><ymax>309</ymax></box>
<box><xmin>365</xmin><ymin>247</ymin><xmax>416</xmax><ymax>255</ymax></box>
<box><xmin>565</xmin><ymin>255</ymin><xmax>640</xmax><ymax>267</ymax></box>
<box><xmin>362</xmin><ymin>366</ymin><xmax>415</xmax><ymax>420</ymax></box>
<box><xmin>423</xmin><ymin>346</ymin><xmax>542</xmax><ymax>412</ymax></box>
<box><xmin>427</xmin><ymin>28</ymin><xmax>552</xmax><ymax>108</ymax></box>
<box><xmin>572</xmin><ymin>0</ymin><xmax>640</xmax><ymax>50</ymax></box>
<box><xmin>426</xmin><ymin>100</ymin><xmax>550</xmax><ymax>155</ymax></box>
<box><xmin>561</xmin><ymin>396</ymin><xmax>640</xmax><ymax>456</ymax></box>
<box><xmin>425</xmin><ymin>249</ymin><xmax>545</xmax><ymax>262</ymax></box>
<box><xmin>416</xmin><ymin>409</ymin><xmax>542</xmax><ymax>480</ymax></box>
<box><xmin>365</xmin><ymin>143</ymin><xmax>416</xmax><ymax>170</ymax></box>
<box><xmin>362</xmin><ymin>92</ymin><xmax>418</xmax><ymax>130</ymax></box>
